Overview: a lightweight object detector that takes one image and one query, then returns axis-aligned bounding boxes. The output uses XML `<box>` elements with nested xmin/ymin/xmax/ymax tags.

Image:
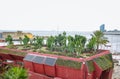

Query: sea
<box><xmin>0</xmin><ymin>31</ymin><xmax>120</xmax><ymax>53</ymax></box>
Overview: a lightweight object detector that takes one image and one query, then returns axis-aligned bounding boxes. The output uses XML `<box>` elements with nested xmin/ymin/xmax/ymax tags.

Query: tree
<box><xmin>34</xmin><ymin>36</ymin><xmax>44</xmax><ymax>49</ymax></box>
<box><xmin>63</xmin><ymin>31</ymin><xmax>66</xmax><ymax>36</ymax></box>
<box><xmin>87</xmin><ymin>36</ymin><xmax>97</xmax><ymax>51</ymax></box>
<box><xmin>92</xmin><ymin>30</ymin><xmax>109</xmax><ymax>50</ymax></box>
<box><xmin>47</xmin><ymin>36</ymin><xmax>55</xmax><ymax>50</ymax></box>
<box><xmin>55</xmin><ymin>32</ymin><xmax>67</xmax><ymax>47</ymax></box>
<box><xmin>74</xmin><ymin>35</ymin><xmax>87</xmax><ymax>55</ymax></box>
<box><xmin>3</xmin><ymin>67</ymin><xmax>28</xmax><ymax>79</ymax></box>
<box><xmin>67</xmin><ymin>35</ymin><xmax>75</xmax><ymax>53</ymax></box>
<box><xmin>5</xmin><ymin>35</ymin><xmax>14</xmax><ymax>47</ymax></box>
<box><xmin>61</xmin><ymin>31</ymin><xmax>67</xmax><ymax>51</ymax></box>
<box><xmin>51</xmin><ymin>32</ymin><xmax>67</xmax><ymax>52</ymax></box>
<box><xmin>22</xmin><ymin>35</ymin><xmax>30</xmax><ymax>47</ymax></box>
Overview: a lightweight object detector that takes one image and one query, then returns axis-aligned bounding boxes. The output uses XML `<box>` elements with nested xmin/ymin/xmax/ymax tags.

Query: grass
<box><xmin>56</xmin><ymin>58</ymin><xmax>82</xmax><ymax>69</ymax></box>
<box><xmin>94</xmin><ymin>54</ymin><xmax>114</xmax><ymax>70</ymax></box>
<box><xmin>3</xmin><ymin>45</ymin><xmax>96</xmax><ymax>58</ymax></box>
<box><xmin>86</xmin><ymin>60</ymin><xmax>95</xmax><ymax>73</ymax></box>
<box><xmin>0</xmin><ymin>48</ymin><xmax>27</xmax><ymax>57</ymax></box>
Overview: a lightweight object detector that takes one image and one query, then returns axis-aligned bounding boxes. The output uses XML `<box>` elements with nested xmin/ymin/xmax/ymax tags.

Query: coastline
<box><xmin>104</xmin><ymin>31</ymin><xmax>120</xmax><ymax>35</ymax></box>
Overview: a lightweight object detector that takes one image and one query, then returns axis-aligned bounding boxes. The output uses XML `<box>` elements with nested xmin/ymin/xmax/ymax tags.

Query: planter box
<box><xmin>24</xmin><ymin>61</ymin><xmax>34</xmax><ymax>72</ymax></box>
<box><xmin>25</xmin><ymin>50</ymin><xmax>113</xmax><ymax>79</ymax></box>
<box><xmin>44</xmin><ymin>65</ymin><xmax>56</xmax><ymax>77</ymax></box>
<box><xmin>9</xmin><ymin>54</ymin><xmax>24</xmax><ymax>61</ymax></box>
<box><xmin>44</xmin><ymin>57</ymin><xmax>57</xmax><ymax>77</ymax></box>
<box><xmin>56</xmin><ymin>65</ymin><xmax>83</xmax><ymax>79</ymax></box>
<box><xmin>33</xmin><ymin>63</ymin><xmax>45</xmax><ymax>74</ymax></box>
<box><xmin>0</xmin><ymin>47</ymin><xmax>114</xmax><ymax>79</ymax></box>
<box><xmin>32</xmin><ymin>55</ymin><xmax>46</xmax><ymax>74</ymax></box>
<box><xmin>29</xmin><ymin>71</ymin><xmax>53</xmax><ymax>79</ymax></box>
<box><xmin>24</xmin><ymin>54</ymin><xmax>36</xmax><ymax>72</ymax></box>
<box><xmin>0</xmin><ymin>53</ymin><xmax>13</xmax><ymax>60</ymax></box>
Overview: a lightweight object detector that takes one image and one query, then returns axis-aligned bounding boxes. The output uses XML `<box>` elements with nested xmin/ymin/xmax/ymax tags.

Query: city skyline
<box><xmin>0</xmin><ymin>0</ymin><xmax>120</xmax><ymax>31</ymax></box>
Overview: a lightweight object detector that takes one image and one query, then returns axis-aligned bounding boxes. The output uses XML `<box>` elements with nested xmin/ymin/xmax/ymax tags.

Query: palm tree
<box><xmin>92</xmin><ymin>30</ymin><xmax>109</xmax><ymax>50</ymax></box>
<box><xmin>3</xmin><ymin>67</ymin><xmax>28</xmax><ymax>79</ymax></box>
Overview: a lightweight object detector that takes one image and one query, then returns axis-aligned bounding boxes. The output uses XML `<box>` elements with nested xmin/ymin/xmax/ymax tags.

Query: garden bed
<box><xmin>0</xmin><ymin>46</ymin><xmax>114</xmax><ymax>79</ymax></box>
<box><xmin>23</xmin><ymin>50</ymin><xmax>113</xmax><ymax>79</ymax></box>
<box><xmin>0</xmin><ymin>31</ymin><xmax>114</xmax><ymax>79</ymax></box>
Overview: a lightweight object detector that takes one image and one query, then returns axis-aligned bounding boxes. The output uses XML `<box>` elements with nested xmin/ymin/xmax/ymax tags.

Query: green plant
<box><xmin>34</xmin><ymin>36</ymin><xmax>44</xmax><ymax>49</ymax></box>
<box><xmin>47</xmin><ymin>36</ymin><xmax>55</xmax><ymax>50</ymax></box>
<box><xmin>5</xmin><ymin>35</ymin><xmax>14</xmax><ymax>47</ymax></box>
<box><xmin>86</xmin><ymin>60</ymin><xmax>94</xmax><ymax>73</ymax></box>
<box><xmin>56</xmin><ymin>58</ymin><xmax>82</xmax><ymax>69</ymax></box>
<box><xmin>53</xmin><ymin>32</ymin><xmax>67</xmax><ymax>51</ymax></box>
<box><xmin>22</xmin><ymin>35</ymin><xmax>30</xmax><ymax>48</ymax></box>
<box><xmin>3</xmin><ymin>67</ymin><xmax>28</xmax><ymax>79</ymax></box>
<box><xmin>45</xmin><ymin>31</ymin><xmax>109</xmax><ymax>56</ymax></box>
<box><xmin>94</xmin><ymin>54</ymin><xmax>114</xmax><ymax>70</ymax></box>
<box><xmin>0</xmin><ymin>64</ymin><xmax>16</xmax><ymax>78</ymax></box>
<box><xmin>92</xmin><ymin>30</ymin><xmax>109</xmax><ymax>50</ymax></box>
<box><xmin>67</xmin><ymin>35</ymin><xmax>75</xmax><ymax>53</ymax></box>
<box><xmin>0</xmin><ymin>48</ymin><xmax>27</xmax><ymax>56</ymax></box>
<box><xmin>74</xmin><ymin>35</ymin><xmax>87</xmax><ymax>55</ymax></box>
<box><xmin>87</xmin><ymin>36</ymin><xmax>97</xmax><ymax>52</ymax></box>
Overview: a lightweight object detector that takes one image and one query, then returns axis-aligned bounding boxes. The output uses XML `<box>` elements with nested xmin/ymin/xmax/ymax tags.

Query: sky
<box><xmin>0</xmin><ymin>0</ymin><xmax>120</xmax><ymax>31</ymax></box>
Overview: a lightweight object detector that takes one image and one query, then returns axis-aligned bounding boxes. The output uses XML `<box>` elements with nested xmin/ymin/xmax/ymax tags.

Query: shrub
<box><xmin>3</xmin><ymin>67</ymin><xmax>28</xmax><ymax>79</ymax></box>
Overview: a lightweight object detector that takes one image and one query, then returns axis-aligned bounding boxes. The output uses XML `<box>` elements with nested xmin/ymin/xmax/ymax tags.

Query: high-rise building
<box><xmin>100</xmin><ymin>24</ymin><xmax>105</xmax><ymax>32</ymax></box>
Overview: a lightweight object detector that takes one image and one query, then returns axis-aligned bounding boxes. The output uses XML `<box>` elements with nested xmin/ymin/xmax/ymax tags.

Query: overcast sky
<box><xmin>0</xmin><ymin>0</ymin><xmax>120</xmax><ymax>31</ymax></box>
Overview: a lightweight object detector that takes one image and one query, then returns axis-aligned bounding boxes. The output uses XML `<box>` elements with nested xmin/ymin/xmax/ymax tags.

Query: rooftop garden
<box><xmin>3</xmin><ymin>30</ymin><xmax>109</xmax><ymax>58</ymax></box>
<box><xmin>0</xmin><ymin>30</ymin><xmax>114</xmax><ymax>79</ymax></box>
